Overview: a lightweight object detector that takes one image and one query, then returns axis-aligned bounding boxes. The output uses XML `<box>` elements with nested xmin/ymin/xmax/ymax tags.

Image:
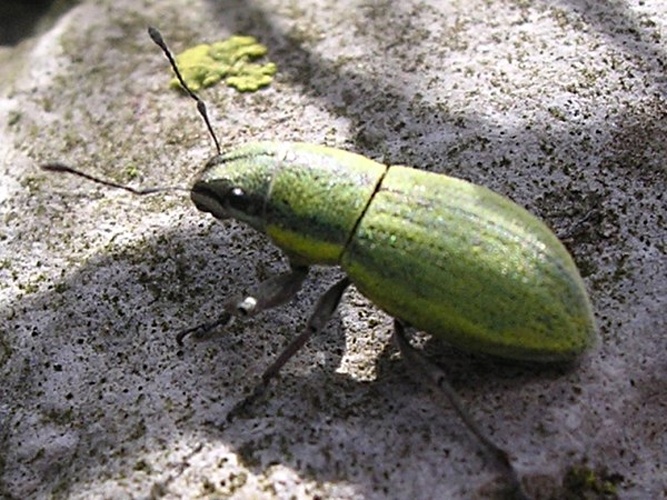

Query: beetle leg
<box><xmin>176</xmin><ymin>265</ymin><xmax>310</xmax><ymax>345</ymax></box>
<box><xmin>392</xmin><ymin>319</ymin><xmax>529</xmax><ymax>500</ymax></box>
<box><xmin>226</xmin><ymin>276</ymin><xmax>351</xmax><ymax>422</ymax></box>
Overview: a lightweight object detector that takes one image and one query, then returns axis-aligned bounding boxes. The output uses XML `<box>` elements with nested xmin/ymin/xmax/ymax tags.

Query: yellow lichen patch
<box><xmin>169</xmin><ymin>36</ymin><xmax>277</xmax><ymax>92</ymax></box>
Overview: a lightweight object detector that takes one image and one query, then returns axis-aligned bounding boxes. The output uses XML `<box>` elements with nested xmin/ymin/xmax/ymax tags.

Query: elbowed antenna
<box><xmin>40</xmin><ymin>28</ymin><xmax>226</xmax><ymax>195</ymax></box>
<box><xmin>40</xmin><ymin>163</ymin><xmax>188</xmax><ymax>195</ymax></box>
<box><xmin>148</xmin><ymin>26</ymin><xmax>222</xmax><ymax>155</ymax></box>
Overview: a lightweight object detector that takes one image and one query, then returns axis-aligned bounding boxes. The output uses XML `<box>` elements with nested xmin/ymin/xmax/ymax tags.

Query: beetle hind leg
<box><xmin>176</xmin><ymin>265</ymin><xmax>310</xmax><ymax>345</ymax></box>
<box><xmin>392</xmin><ymin>319</ymin><xmax>530</xmax><ymax>500</ymax></box>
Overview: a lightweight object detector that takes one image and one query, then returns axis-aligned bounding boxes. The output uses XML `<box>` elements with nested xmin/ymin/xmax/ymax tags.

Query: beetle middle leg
<box><xmin>392</xmin><ymin>319</ymin><xmax>530</xmax><ymax>500</ymax></box>
<box><xmin>176</xmin><ymin>264</ymin><xmax>310</xmax><ymax>345</ymax></box>
<box><xmin>226</xmin><ymin>276</ymin><xmax>351</xmax><ymax>422</ymax></box>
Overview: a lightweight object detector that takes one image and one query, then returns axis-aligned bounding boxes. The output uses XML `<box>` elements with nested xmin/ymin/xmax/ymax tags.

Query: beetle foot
<box><xmin>176</xmin><ymin>312</ymin><xmax>234</xmax><ymax>346</ymax></box>
<box><xmin>225</xmin><ymin>383</ymin><xmax>268</xmax><ymax>423</ymax></box>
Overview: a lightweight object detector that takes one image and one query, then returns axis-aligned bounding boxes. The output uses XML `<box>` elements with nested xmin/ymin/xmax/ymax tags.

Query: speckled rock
<box><xmin>0</xmin><ymin>1</ymin><xmax>665</xmax><ymax>498</ymax></box>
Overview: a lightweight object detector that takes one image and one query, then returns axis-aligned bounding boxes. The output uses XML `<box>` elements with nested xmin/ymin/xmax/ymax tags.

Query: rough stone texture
<box><xmin>0</xmin><ymin>0</ymin><xmax>665</xmax><ymax>499</ymax></box>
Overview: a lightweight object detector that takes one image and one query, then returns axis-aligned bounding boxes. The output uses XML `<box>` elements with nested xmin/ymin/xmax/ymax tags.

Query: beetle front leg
<box><xmin>176</xmin><ymin>265</ymin><xmax>310</xmax><ymax>345</ymax></box>
<box><xmin>392</xmin><ymin>319</ymin><xmax>529</xmax><ymax>500</ymax></box>
<box><xmin>226</xmin><ymin>276</ymin><xmax>351</xmax><ymax>422</ymax></box>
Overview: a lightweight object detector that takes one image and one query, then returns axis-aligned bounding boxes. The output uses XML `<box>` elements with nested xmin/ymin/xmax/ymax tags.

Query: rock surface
<box><xmin>1</xmin><ymin>0</ymin><xmax>665</xmax><ymax>498</ymax></box>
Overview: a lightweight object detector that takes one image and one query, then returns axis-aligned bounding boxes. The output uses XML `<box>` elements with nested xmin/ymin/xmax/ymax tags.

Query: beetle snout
<box><xmin>190</xmin><ymin>182</ymin><xmax>230</xmax><ymax>220</ymax></box>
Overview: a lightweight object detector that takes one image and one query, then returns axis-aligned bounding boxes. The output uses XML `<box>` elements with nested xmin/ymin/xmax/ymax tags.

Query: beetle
<box><xmin>187</xmin><ymin>140</ymin><xmax>597</xmax><ymax>361</ymax></box>
<box><xmin>41</xmin><ymin>27</ymin><xmax>597</xmax><ymax>498</ymax></box>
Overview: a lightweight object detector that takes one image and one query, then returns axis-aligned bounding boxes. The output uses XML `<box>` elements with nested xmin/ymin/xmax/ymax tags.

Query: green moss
<box><xmin>0</xmin><ymin>334</ymin><xmax>12</xmax><ymax>369</ymax></box>
<box><xmin>169</xmin><ymin>36</ymin><xmax>277</xmax><ymax>92</ymax></box>
<box><xmin>124</xmin><ymin>164</ymin><xmax>140</xmax><ymax>180</ymax></box>
<box><xmin>562</xmin><ymin>464</ymin><xmax>623</xmax><ymax>499</ymax></box>
<box><xmin>133</xmin><ymin>459</ymin><xmax>152</xmax><ymax>473</ymax></box>
<box><xmin>7</xmin><ymin>111</ymin><xmax>21</xmax><ymax>126</ymax></box>
<box><xmin>548</xmin><ymin>106</ymin><xmax>567</xmax><ymax>121</ymax></box>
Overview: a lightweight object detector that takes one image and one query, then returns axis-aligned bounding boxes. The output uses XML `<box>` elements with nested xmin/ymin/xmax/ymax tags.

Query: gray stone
<box><xmin>1</xmin><ymin>0</ymin><xmax>665</xmax><ymax>498</ymax></box>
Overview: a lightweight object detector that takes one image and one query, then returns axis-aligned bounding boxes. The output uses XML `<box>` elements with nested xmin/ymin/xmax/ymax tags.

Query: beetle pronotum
<box><xmin>42</xmin><ymin>27</ymin><xmax>597</xmax><ymax>499</ymax></box>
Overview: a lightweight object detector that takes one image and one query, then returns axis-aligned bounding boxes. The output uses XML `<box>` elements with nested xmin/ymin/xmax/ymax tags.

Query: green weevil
<box><xmin>187</xmin><ymin>140</ymin><xmax>597</xmax><ymax>361</ymax></box>
<box><xmin>42</xmin><ymin>27</ymin><xmax>598</xmax><ymax>498</ymax></box>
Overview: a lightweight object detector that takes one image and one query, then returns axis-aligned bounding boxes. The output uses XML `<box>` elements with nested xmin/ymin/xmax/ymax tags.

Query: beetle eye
<box><xmin>225</xmin><ymin>186</ymin><xmax>261</xmax><ymax>216</ymax></box>
<box><xmin>227</xmin><ymin>187</ymin><xmax>247</xmax><ymax>210</ymax></box>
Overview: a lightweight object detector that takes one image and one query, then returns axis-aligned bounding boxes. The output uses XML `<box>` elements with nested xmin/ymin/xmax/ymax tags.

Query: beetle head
<box><xmin>191</xmin><ymin>145</ymin><xmax>282</xmax><ymax>232</ymax></box>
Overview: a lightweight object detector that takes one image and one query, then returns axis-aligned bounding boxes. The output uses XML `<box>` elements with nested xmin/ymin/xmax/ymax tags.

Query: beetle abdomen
<box><xmin>341</xmin><ymin>166</ymin><xmax>596</xmax><ymax>361</ymax></box>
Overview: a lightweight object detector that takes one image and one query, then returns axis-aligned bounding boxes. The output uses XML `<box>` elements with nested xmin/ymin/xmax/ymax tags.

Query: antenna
<box><xmin>40</xmin><ymin>28</ymin><xmax>224</xmax><ymax>195</ymax></box>
<box><xmin>148</xmin><ymin>26</ymin><xmax>222</xmax><ymax>155</ymax></box>
<box><xmin>40</xmin><ymin>163</ymin><xmax>188</xmax><ymax>195</ymax></box>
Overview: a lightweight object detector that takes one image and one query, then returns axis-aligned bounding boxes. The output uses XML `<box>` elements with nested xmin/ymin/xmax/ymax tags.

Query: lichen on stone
<box><xmin>169</xmin><ymin>36</ymin><xmax>277</xmax><ymax>92</ymax></box>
